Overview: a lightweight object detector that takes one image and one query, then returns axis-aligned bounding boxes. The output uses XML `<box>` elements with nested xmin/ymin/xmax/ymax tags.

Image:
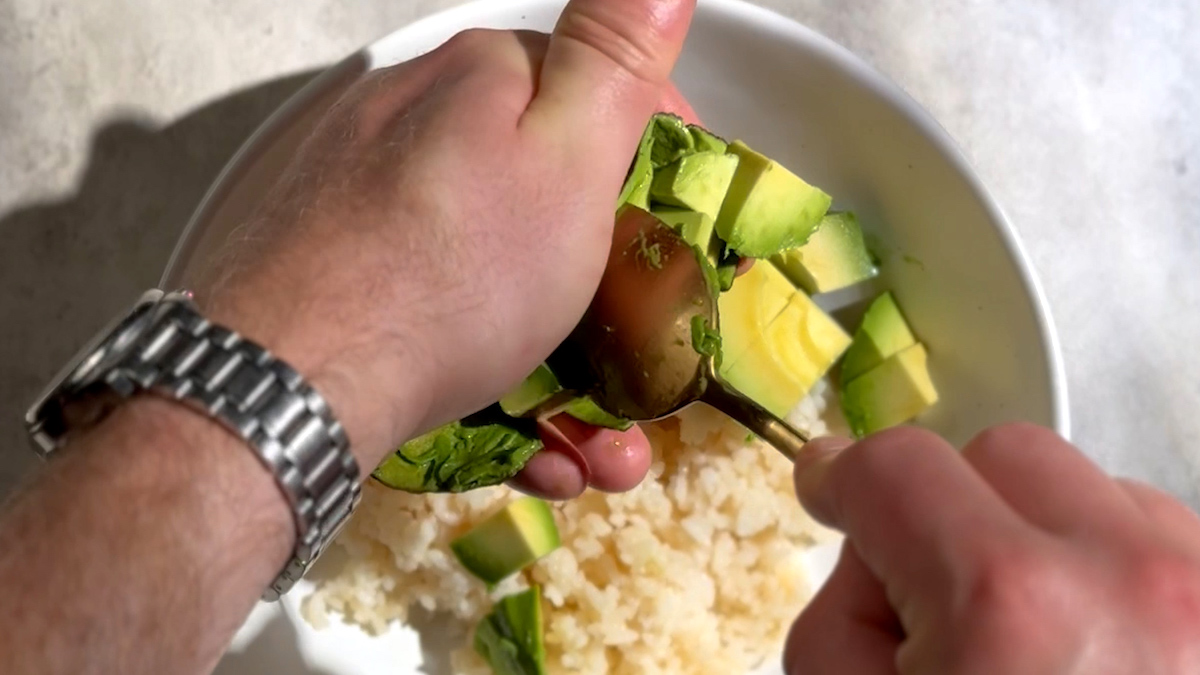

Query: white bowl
<box><xmin>169</xmin><ymin>1</ymin><xmax>1070</xmax><ymax>673</ymax></box>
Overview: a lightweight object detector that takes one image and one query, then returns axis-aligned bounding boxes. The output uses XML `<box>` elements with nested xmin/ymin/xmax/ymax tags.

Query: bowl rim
<box><xmin>163</xmin><ymin>0</ymin><xmax>1069</xmax><ymax>440</ymax></box>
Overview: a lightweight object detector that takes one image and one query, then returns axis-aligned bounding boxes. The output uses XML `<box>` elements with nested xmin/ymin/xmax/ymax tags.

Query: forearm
<box><xmin>0</xmin><ymin>397</ymin><xmax>293</xmax><ymax>674</ymax></box>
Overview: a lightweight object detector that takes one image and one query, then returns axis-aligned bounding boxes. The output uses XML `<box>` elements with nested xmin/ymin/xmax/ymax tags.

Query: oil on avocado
<box><xmin>772</xmin><ymin>211</ymin><xmax>877</xmax><ymax>294</ymax></box>
<box><xmin>715</xmin><ymin>141</ymin><xmax>832</xmax><ymax>258</ymax></box>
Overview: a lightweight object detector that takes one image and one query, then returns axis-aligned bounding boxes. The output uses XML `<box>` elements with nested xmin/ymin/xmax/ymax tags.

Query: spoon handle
<box><xmin>701</xmin><ymin>381</ymin><xmax>811</xmax><ymax>462</ymax></box>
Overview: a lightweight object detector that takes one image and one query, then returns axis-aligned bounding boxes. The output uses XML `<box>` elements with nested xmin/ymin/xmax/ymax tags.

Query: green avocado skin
<box><xmin>474</xmin><ymin>586</ymin><xmax>547</xmax><ymax>675</ymax></box>
<box><xmin>372</xmin><ymin>405</ymin><xmax>542</xmax><ymax>493</ymax></box>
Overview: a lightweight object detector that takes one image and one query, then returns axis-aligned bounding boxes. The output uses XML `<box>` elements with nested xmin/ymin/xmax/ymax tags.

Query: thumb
<box><xmin>524</xmin><ymin>0</ymin><xmax>696</xmax><ymax>150</ymax></box>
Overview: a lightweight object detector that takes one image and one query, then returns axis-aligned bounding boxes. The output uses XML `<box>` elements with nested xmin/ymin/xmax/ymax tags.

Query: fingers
<box><xmin>526</xmin><ymin>0</ymin><xmax>696</xmax><ymax>154</ymax></box>
<box><xmin>784</xmin><ymin>542</ymin><xmax>901</xmax><ymax>675</ymax></box>
<box><xmin>510</xmin><ymin>415</ymin><xmax>653</xmax><ymax>499</ymax></box>
<box><xmin>1118</xmin><ymin>478</ymin><xmax>1200</xmax><ymax>557</ymax></box>
<box><xmin>793</xmin><ymin>429</ymin><xmax>1025</xmax><ymax>608</ymax></box>
<box><xmin>960</xmin><ymin>423</ymin><xmax>1142</xmax><ymax>536</ymax></box>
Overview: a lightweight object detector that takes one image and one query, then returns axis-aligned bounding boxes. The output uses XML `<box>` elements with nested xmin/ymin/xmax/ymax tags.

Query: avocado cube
<box><xmin>841</xmin><ymin>343</ymin><xmax>938</xmax><ymax>437</ymax></box>
<box><xmin>499</xmin><ymin>365</ymin><xmax>563</xmax><ymax>417</ymax></box>
<box><xmin>772</xmin><ymin>212</ymin><xmax>877</xmax><ymax>294</ymax></box>
<box><xmin>653</xmin><ymin>208</ymin><xmax>716</xmax><ymax>253</ymax></box>
<box><xmin>650</xmin><ymin>151</ymin><xmax>739</xmax><ymax>221</ymax></box>
<box><xmin>451</xmin><ymin>498</ymin><xmax>560</xmax><ymax>585</ymax></box>
<box><xmin>689</xmin><ymin>124</ymin><xmax>728</xmax><ymax>154</ymax></box>
<box><xmin>839</xmin><ymin>292</ymin><xmax>917</xmax><ymax>384</ymax></box>
<box><xmin>715</xmin><ymin>141</ymin><xmax>832</xmax><ymax>258</ymax></box>
<box><xmin>719</xmin><ymin>292</ymin><xmax>850</xmax><ymax>417</ymax></box>
<box><xmin>716</xmin><ymin>261</ymin><xmax>795</xmax><ymax>369</ymax></box>
<box><xmin>474</xmin><ymin>586</ymin><xmax>547</xmax><ymax>675</ymax></box>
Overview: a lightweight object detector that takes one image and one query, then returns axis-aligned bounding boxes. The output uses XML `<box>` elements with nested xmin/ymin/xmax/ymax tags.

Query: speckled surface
<box><xmin>1</xmin><ymin>0</ymin><xmax>1197</xmax><ymax>506</ymax></box>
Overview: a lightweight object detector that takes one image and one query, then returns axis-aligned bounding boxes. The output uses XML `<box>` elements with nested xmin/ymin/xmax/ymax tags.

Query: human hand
<box><xmin>786</xmin><ymin>424</ymin><xmax>1200</xmax><ymax>674</ymax></box>
<box><xmin>192</xmin><ymin>0</ymin><xmax>698</xmax><ymax>497</ymax></box>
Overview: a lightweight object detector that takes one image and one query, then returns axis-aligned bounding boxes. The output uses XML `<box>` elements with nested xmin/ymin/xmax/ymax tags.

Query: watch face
<box><xmin>24</xmin><ymin>289</ymin><xmax>165</xmax><ymax>447</ymax></box>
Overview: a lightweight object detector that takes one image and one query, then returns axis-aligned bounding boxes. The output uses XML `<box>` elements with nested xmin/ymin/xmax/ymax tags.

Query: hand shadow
<box><xmin>214</xmin><ymin>610</ymin><xmax>335</xmax><ymax>675</ymax></box>
<box><xmin>0</xmin><ymin>70</ymin><xmax>318</xmax><ymax>497</ymax></box>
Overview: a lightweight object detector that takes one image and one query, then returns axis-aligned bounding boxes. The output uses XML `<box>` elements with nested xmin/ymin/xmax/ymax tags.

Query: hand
<box><xmin>786</xmin><ymin>424</ymin><xmax>1200</xmax><ymax>674</ymax></box>
<box><xmin>192</xmin><ymin>0</ymin><xmax>698</xmax><ymax>497</ymax></box>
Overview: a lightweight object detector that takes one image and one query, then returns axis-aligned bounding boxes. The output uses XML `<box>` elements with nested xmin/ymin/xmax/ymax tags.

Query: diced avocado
<box><xmin>715</xmin><ymin>141</ymin><xmax>832</xmax><ymax>258</ymax></box>
<box><xmin>653</xmin><ymin>208</ymin><xmax>715</xmax><ymax>252</ymax></box>
<box><xmin>617</xmin><ymin>118</ymin><xmax>656</xmax><ymax>210</ymax></box>
<box><xmin>474</xmin><ymin>586</ymin><xmax>547</xmax><ymax>675</ymax></box>
<box><xmin>689</xmin><ymin>124</ymin><xmax>728</xmax><ymax>154</ymax></box>
<box><xmin>649</xmin><ymin>113</ymin><xmax>694</xmax><ymax>168</ymax></box>
<box><xmin>841</xmin><ymin>343</ymin><xmax>938</xmax><ymax>437</ymax></box>
<box><xmin>839</xmin><ymin>292</ymin><xmax>917</xmax><ymax>384</ymax></box>
<box><xmin>716</xmin><ymin>262</ymin><xmax>794</xmax><ymax>370</ymax></box>
<box><xmin>562</xmin><ymin>397</ymin><xmax>634</xmax><ymax>431</ymax></box>
<box><xmin>373</xmin><ymin>405</ymin><xmax>541</xmax><ymax>493</ymax></box>
<box><xmin>715</xmin><ymin>245</ymin><xmax>741</xmax><ymax>292</ymax></box>
<box><xmin>772</xmin><ymin>212</ymin><xmax>877</xmax><ymax>294</ymax></box>
<box><xmin>500</xmin><ymin>365</ymin><xmax>562</xmax><ymax>417</ymax></box>
<box><xmin>719</xmin><ymin>292</ymin><xmax>850</xmax><ymax>417</ymax></box>
<box><xmin>650</xmin><ymin>152</ymin><xmax>739</xmax><ymax>221</ymax></box>
<box><xmin>452</xmin><ymin>498</ymin><xmax>560</xmax><ymax>585</ymax></box>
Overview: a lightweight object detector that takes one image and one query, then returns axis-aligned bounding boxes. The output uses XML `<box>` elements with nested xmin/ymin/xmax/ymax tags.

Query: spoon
<box><xmin>540</xmin><ymin>205</ymin><xmax>810</xmax><ymax>461</ymax></box>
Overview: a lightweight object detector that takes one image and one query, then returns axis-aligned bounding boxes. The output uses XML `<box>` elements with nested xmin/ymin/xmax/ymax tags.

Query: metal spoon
<box><xmin>541</xmin><ymin>205</ymin><xmax>810</xmax><ymax>461</ymax></box>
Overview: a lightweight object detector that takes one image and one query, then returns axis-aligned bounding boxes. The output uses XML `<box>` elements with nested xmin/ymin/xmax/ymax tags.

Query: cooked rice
<box><xmin>302</xmin><ymin>380</ymin><xmax>843</xmax><ymax>674</ymax></box>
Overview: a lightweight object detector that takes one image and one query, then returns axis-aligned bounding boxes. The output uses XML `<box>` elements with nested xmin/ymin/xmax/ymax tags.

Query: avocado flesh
<box><xmin>720</xmin><ymin>291</ymin><xmax>850</xmax><ymax>417</ymax></box>
<box><xmin>648</xmin><ymin>113</ymin><xmax>694</xmax><ymax>168</ymax></box>
<box><xmin>474</xmin><ymin>586</ymin><xmax>547</xmax><ymax>675</ymax></box>
<box><xmin>500</xmin><ymin>365</ymin><xmax>631</xmax><ymax>430</ymax></box>
<box><xmin>715</xmin><ymin>141</ymin><xmax>832</xmax><ymax>258</ymax></box>
<box><xmin>716</xmin><ymin>262</ymin><xmax>794</xmax><ymax>375</ymax></box>
<box><xmin>839</xmin><ymin>292</ymin><xmax>916</xmax><ymax>385</ymax></box>
<box><xmin>841</xmin><ymin>342</ymin><xmax>938</xmax><ymax>437</ymax></box>
<box><xmin>650</xmin><ymin>151</ymin><xmax>739</xmax><ymax>221</ymax></box>
<box><xmin>451</xmin><ymin>498</ymin><xmax>560</xmax><ymax>585</ymax></box>
<box><xmin>772</xmin><ymin>212</ymin><xmax>877</xmax><ymax>294</ymax></box>
<box><xmin>653</xmin><ymin>208</ymin><xmax>717</xmax><ymax>257</ymax></box>
<box><xmin>372</xmin><ymin>405</ymin><xmax>541</xmax><ymax>493</ymax></box>
<box><xmin>689</xmin><ymin>124</ymin><xmax>728</xmax><ymax>154</ymax></box>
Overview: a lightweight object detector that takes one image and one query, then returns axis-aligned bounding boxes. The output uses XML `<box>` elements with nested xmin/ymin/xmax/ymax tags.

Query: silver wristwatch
<box><xmin>24</xmin><ymin>289</ymin><xmax>361</xmax><ymax>601</ymax></box>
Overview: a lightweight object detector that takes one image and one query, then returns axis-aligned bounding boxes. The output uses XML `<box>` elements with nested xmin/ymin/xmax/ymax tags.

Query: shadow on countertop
<box><xmin>0</xmin><ymin>70</ymin><xmax>318</xmax><ymax>497</ymax></box>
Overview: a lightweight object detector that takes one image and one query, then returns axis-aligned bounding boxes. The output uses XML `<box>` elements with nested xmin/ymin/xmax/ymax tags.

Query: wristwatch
<box><xmin>24</xmin><ymin>289</ymin><xmax>361</xmax><ymax>601</ymax></box>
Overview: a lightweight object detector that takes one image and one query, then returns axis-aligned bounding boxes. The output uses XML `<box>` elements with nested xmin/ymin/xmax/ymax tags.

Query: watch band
<box><xmin>35</xmin><ymin>292</ymin><xmax>361</xmax><ymax>601</ymax></box>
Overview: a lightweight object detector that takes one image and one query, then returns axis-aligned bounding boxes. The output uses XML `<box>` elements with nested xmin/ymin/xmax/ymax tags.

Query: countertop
<box><xmin>1</xmin><ymin>0</ymin><xmax>1197</xmax><ymax>506</ymax></box>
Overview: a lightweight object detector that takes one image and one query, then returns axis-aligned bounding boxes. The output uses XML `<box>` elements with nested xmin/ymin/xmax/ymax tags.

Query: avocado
<box><xmin>500</xmin><ymin>365</ymin><xmax>561</xmax><ymax>416</ymax></box>
<box><xmin>690</xmin><ymin>314</ymin><xmax>722</xmax><ymax>359</ymax></box>
<box><xmin>719</xmin><ymin>291</ymin><xmax>850</xmax><ymax>417</ymax></box>
<box><xmin>650</xmin><ymin>151</ymin><xmax>739</xmax><ymax>220</ymax></box>
<box><xmin>654</xmin><ymin>208</ymin><xmax>717</xmax><ymax>257</ymax></box>
<box><xmin>562</xmin><ymin>397</ymin><xmax>634</xmax><ymax>431</ymax></box>
<box><xmin>839</xmin><ymin>292</ymin><xmax>917</xmax><ymax>384</ymax></box>
<box><xmin>715</xmin><ymin>244</ymin><xmax>740</xmax><ymax>292</ymax></box>
<box><xmin>452</xmin><ymin>498</ymin><xmax>560</xmax><ymax>585</ymax></box>
<box><xmin>715</xmin><ymin>141</ymin><xmax>832</xmax><ymax>258</ymax></box>
<box><xmin>772</xmin><ymin>211</ymin><xmax>877</xmax><ymax>294</ymax></box>
<box><xmin>689</xmin><ymin>124</ymin><xmax>728</xmax><ymax>154</ymax></box>
<box><xmin>841</xmin><ymin>342</ymin><xmax>938</xmax><ymax>437</ymax></box>
<box><xmin>648</xmin><ymin>113</ymin><xmax>695</xmax><ymax>168</ymax></box>
<box><xmin>617</xmin><ymin>119</ymin><xmax>657</xmax><ymax>210</ymax></box>
<box><xmin>716</xmin><ymin>261</ymin><xmax>795</xmax><ymax>371</ymax></box>
<box><xmin>474</xmin><ymin>586</ymin><xmax>547</xmax><ymax>675</ymax></box>
<box><xmin>372</xmin><ymin>405</ymin><xmax>541</xmax><ymax>493</ymax></box>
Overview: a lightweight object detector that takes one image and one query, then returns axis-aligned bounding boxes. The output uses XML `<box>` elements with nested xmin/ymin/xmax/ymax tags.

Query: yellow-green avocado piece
<box><xmin>716</xmin><ymin>262</ymin><xmax>795</xmax><ymax>369</ymax></box>
<box><xmin>650</xmin><ymin>151</ymin><xmax>739</xmax><ymax>221</ymax></box>
<box><xmin>720</xmin><ymin>291</ymin><xmax>850</xmax><ymax>417</ymax></box>
<box><xmin>772</xmin><ymin>212</ymin><xmax>877</xmax><ymax>294</ymax></box>
<box><xmin>451</xmin><ymin>498</ymin><xmax>560</xmax><ymax>586</ymax></box>
<box><xmin>839</xmin><ymin>292</ymin><xmax>916</xmax><ymax>384</ymax></box>
<box><xmin>841</xmin><ymin>342</ymin><xmax>938</xmax><ymax>437</ymax></box>
<box><xmin>715</xmin><ymin>141</ymin><xmax>832</xmax><ymax>258</ymax></box>
<box><xmin>474</xmin><ymin>586</ymin><xmax>547</xmax><ymax>675</ymax></box>
<box><xmin>653</xmin><ymin>208</ymin><xmax>717</xmax><ymax>257</ymax></box>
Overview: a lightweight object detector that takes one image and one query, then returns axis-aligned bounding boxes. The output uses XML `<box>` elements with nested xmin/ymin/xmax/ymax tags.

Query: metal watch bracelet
<box><xmin>28</xmin><ymin>291</ymin><xmax>361</xmax><ymax>601</ymax></box>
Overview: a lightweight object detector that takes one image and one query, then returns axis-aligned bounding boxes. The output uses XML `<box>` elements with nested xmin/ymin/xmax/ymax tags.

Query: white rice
<box><xmin>302</xmin><ymin>380</ymin><xmax>843</xmax><ymax>674</ymax></box>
